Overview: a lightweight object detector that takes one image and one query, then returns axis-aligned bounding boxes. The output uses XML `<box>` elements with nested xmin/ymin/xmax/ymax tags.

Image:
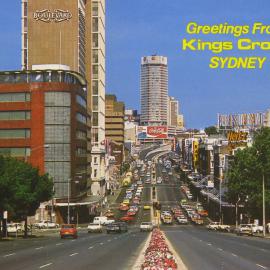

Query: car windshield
<box><xmin>61</xmin><ymin>225</ymin><xmax>74</xmax><ymax>229</ymax></box>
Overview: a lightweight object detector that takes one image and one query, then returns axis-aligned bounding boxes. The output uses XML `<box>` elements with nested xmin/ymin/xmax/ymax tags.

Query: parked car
<box><xmin>250</xmin><ymin>224</ymin><xmax>263</xmax><ymax>234</ymax></box>
<box><xmin>7</xmin><ymin>223</ymin><xmax>23</xmax><ymax>233</ymax></box>
<box><xmin>235</xmin><ymin>224</ymin><xmax>253</xmax><ymax>236</ymax></box>
<box><xmin>106</xmin><ymin>222</ymin><xmax>128</xmax><ymax>233</ymax></box>
<box><xmin>140</xmin><ymin>222</ymin><xmax>153</xmax><ymax>232</ymax></box>
<box><xmin>34</xmin><ymin>220</ymin><xmax>59</xmax><ymax>229</ymax></box>
<box><xmin>87</xmin><ymin>223</ymin><xmax>102</xmax><ymax>233</ymax></box>
<box><xmin>207</xmin><ymin>222</ymin><xmax>221</xmax><ymax>231</ymax></box>
<box><xmin>60</xmin><ymin>224</ymin><xmax>77</xmax><ymax>239</ymax></box>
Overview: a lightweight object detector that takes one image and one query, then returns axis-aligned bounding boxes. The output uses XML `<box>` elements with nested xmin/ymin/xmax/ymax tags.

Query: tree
<box><xmin>0</xmin><ymin>157</ymin><xmax>53</xmax><ymax>237</ymax></box>
<box><xmin>204</xmin><ymin>126</ymin><xmax>218</xmax><ymax>136</ymax></box>
<box><xmin>226</xmin><ymin>127</ymin><xmax>270</xmax><ymax>221</ymax></box>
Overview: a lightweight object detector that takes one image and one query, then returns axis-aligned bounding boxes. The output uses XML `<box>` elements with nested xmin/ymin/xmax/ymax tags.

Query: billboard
<box><xmin>137</xmin><ymin>126</ymin><xmax>168</xmax><ymax>139</ymax></box>
<box><xmin>218</xmin><ymin>112</ymin><xmax>265</xmax><ymax>129</ymax></box>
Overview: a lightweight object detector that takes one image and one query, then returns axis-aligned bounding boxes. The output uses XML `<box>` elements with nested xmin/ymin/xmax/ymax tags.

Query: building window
<box><xmin>45</xmin><ymin>92</ymin><xmax>71</xmax><ymax>107</ymax></box>
<box><xmin>0</xmin><ymin>93</ymin><xmax>30</xmax><ymax>102</ymax></box>
<box><xmin>92</xmin><ymin>96</ymin><xmax>98</xmax><ymax>111</ymax></box>
<box><xmin>92</xmin><ymin>112</ymin><xmax>98</xmax><ymax>126</ymax></box>
<box><xmin>45</xmin><ymin>126</ymin><xmax>70</xmax><ymax>143</ymax></box>
<box><xmin>45</xmin><ymin>144</ymin><xmax>70</xmax><ymax>162</ymax></box>
<box><xmin>76</xmin><ymin>113</ymin><xmax>87</xmax><ymax>124</ymax></box>
<box><xmin>92</xmin><ymin>49</ymin><xmax>98</xmax><ymax>63</ymax></box>
<box><xmin>76</xmin><ymin>147</ymin><xmax>87</xmax><ymax>157</ymax></box>
<box><xmin>92</xmin><ymin>80</ymin><xmax>98</xmax><ymax>95</ymax></box>
<box><xmin>92</xmin><ymin>33</ymin><xmax>98</xmax><ymax>47</ymax></box>
<box><xmin>92</xmin><ymin>65</ymin><xmax>98</xmax><ymax>79</ymax></box>
<box><xmin>92</xmin><ymin>2</ymin><xmax>98</xmax><ymax>16</ymax></box>
<box><xmin>0</xmin><ymin>129</ymin><xmax>30</xmax><ymax>139</ymax></box>
<box><xmin>76</xmin><ymin>95</ymin><xmax>87</xmax><ymax>108</ymax></box>
<box><xmin>76</xmin><ymin>130</ymin><xmax>87</xmax><ymax>140</ymax></box>
<box><xmin>92</xmin><ymin>17</ymin><xmax>98</xmax><ymax>32</ymax></box>
<box><xmin>0</xmin><ymin>147</ymin><xmax>30</xmax><ymax>157</ymax></box>
<box><xmin>94</xmin><ymin>157</ymin><xmax>97</xmax><ymax>164</ymax></box>
<box><xmin>45</xmin><ymin>107</ymin><xmax>70</xmax><ymax>125</ymax></box>
<box><xmin>0</xmin><ymin>111</ymin><xmax>31</xmax><ymax>120</ymax></box>
<box><xmin>94</xmin><ymin>169</ymin><xmax>97</xmax><ymax>178</ymax></box>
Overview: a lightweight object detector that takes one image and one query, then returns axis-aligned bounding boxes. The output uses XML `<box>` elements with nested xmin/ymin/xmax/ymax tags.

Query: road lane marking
<box><xmin>100</xmin><ymin>242</ymin><xmax>104</xmax><ymax>245</ymax></box>
<box><xmin>39</xmin><ymin>263</ymin><xmax>53</xmax><ymax>269</ymax></box>
<box><xmin>35</xmin><ymin>247</ymin><xmax>44</xmax><ymax>250</ymax></box>
<box><xmin>199</xmin><ymin>239</ymin><xmax>202</xmax><ymax>242</ymax></box>
<box><xmin>207</xmin><ymin>243</ymin><xmax>212</xmax><ymax>246</ymax></box>
<box><xmin>218</xmin><ymin>248</ymin><xmax>223</xmax><ymax>251</ymax></box>
<box><xmin>260</xmin><ymin>248</ymin><xmax>266</xmax><ymax>252</ymax></box>
<box><xmin>88</xmin><ymin>246</ymin><xmax>94</xmax><ymax>249</ymax></box>
<box><xmin>114</xmin><ymin>237</ymin><xmax>118</xmax><ymax>239</ymax></box>
<box><xmin>71</xmin><ymin>239</ymin><xmax>76</xmax><ymax>242</ymax></box>
<box><xmin>56</xmin><ymin>243</ymin><xmax>63</xmax><ymax>246</ymax></box>
<box><xmin>69</xmin><ymin>253</ymin><xmax>78</xmax><ymax>257</ymax></box>
<box><xmin>256</xmin><ymin>264</ymin><xmax>268</xmax><ymax>269</ymax></box>
<box><xmin>3</xmin><ymin>253</ymin><xmax>15</xmax><ymax>258</ymax></box>
<box><xmin>107</xmin><ymin>239</ymin><xmax>111</xmax><ymax>242</ymax></box>
<box><xmin>231</xmin><ymin>253</ymin><xmax>238</xmax><ymax>257</ymax></box>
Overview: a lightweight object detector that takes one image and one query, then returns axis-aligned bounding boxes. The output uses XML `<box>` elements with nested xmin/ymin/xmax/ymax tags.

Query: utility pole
<box><xmin>67</xmin><ymin>178</ymin><xmax>70</xmax><ymax>224</ymax></box>
<box><xmin>263</xmin><ymin>172</ymin><xmax>266</xmax><ymax>237</ymax></box>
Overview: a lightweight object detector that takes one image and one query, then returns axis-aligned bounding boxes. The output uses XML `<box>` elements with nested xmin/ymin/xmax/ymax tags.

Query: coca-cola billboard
<box><xmin>147</xmin><ymin>126</ymin><xmax>168</xmax><ymax>139</ymax></box>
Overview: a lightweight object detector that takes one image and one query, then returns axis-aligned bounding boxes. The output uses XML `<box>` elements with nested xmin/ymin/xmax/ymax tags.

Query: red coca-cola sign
<box><xmin>147</xmin><ymin>126</ymin><xmax>167</xmax><ymax>138</ymax></box>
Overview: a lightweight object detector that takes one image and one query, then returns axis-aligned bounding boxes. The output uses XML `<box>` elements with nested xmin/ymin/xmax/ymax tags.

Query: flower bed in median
<box><xmin>141</xmin><ymin>228</ymin><xmax>177</xmax><ymax>270</ymax></box>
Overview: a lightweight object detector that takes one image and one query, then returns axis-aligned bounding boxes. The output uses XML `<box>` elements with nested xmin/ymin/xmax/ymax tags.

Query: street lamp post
<box><xmin>67</xmin><ymin>178</ymin><xmax>70</xmax><ymax>224</ymax></box>
<box><xmin>262</xmin><ymin>172</ymin><xmax>266</xmax><ymax>237</ymax></box>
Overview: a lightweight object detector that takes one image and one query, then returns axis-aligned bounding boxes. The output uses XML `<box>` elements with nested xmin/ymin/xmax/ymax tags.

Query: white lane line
<box><xmin>107</xmin><ymin>239</ymin><xmax>111</xmax><ymax>242</ymax></box>
<box><xmin>3</xmin><ymin>253</ymin><xmax>15</xmax><ymax>258</ymax></box>
<box><xmin>199</xmin><ymin>239</ymin><xmax>202</xmax><ymax>242</ymax></box>
<box><xmin>207</xmin><ymin>243</ymin><xmax>212</xmax><ymax>246</ymax></box>
<box><xmin>114</xmin><ymin>237</ymin><xmax>118</xmax><ymax>240</ymax></box>
<box><xmin>100</xmin><ymin>242</ymin><xmax>104</xmax><ymax>245</ymax></box>
<box><xmin>71</xmin><ymin>240</ymin><xmax>76</xmax><ymax>242</ymax></box>
<box><xmin>256</xmin><ymin>264</ymin><xmax>268</xmax><ymax>269</ymax></box>
<box><xmin>35</xmin><ymin>247</ymin><xmax>44</xmax><ymax>250</ymax></box>
<box><xmin>260</xmin><ymin>248</ymin><xmax>266</xmax><ymax>252</ymax></box>
<box><xmin>231</xmin><ymin>253</ymin><xmax>238</xmax><ymax>257</ymax></box>
<box><xmin>69</xmin><ymin>253</ymin><xmax>78</xmax><ymax>257</ymax></box>
<box><xmin>56</xmin><ymin>243</ymin><xmax>63</xmax><ymax>246</ymax></box>
<box><xmin>218</xmin><ymin>248</ymin><xmax>223</xmax><ymax>251</ymax></box>
<box><xmin>39</xmin><ymin>263</ymin><xmax>53</xmax><ymax>269</ymax></box>
<box><xmin>88</xmin><ymin>246</ymin><xmax>94</xmax><ymax>249</ymax></box>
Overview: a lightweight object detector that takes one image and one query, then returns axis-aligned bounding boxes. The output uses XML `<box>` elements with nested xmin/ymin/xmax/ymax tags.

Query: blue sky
<box><xmin>1</xmin><ymin>1</ymin><xmax>270</xmax><ymax>128</ymax></box>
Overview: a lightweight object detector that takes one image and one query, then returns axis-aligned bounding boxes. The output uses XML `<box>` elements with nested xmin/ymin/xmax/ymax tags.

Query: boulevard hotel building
<box><xmin>0</xmin><ymin>0</ymin><xmax>106</xmax><ymax>200</ymax></box>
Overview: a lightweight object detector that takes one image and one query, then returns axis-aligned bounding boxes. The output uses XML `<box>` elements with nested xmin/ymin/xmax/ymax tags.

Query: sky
<box><xmin>0</xmin><ymin>1</ymin><xmax>270</xmax><ymax>128</ymax></box>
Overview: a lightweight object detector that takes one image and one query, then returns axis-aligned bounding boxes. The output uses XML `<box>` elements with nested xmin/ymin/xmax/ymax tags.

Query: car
<box><xmin>93</xmin><ymin>216</ymin><xmax>115</xmax><ymax>225</ymax></box>
<box><xmin>34</xmin><ymin>220</ymin><xmax>59</xmax><ymax>229</ymax></box>
<box><xmin>122</xmin><ymin>199</ymin><xmax>130</xmax><ymax>205</ymax></box>
<box><xmin>106</xmin><ymin>222</ymin><xmax>128</xmax><ymax>233</ymax></box>
<box><xmin>140</xmin><ymin>222</ymin><xmax>153</xmax><ymax>232</ymax></box>
<box><xmin>145</xmin><ymin>179</ymin><xmax>151</xmax><ymax>184</ymax></box>
<box><xmin>143</xmin><ymin>205</ymin><xmax>151</xmax><ymax>210</ymax></box>
<box><xmin>235</xmin><ymin>224</ymin><xmax>253</xmax><ymax>236</ymax></box>
<box><xmin>87</xmin><ymin>223</ymin><xmax>102</xmax><ymax>233</ymax></box>
<box><xmin>7</xmin><ymin>223</ymin><xmax>23</xmax><ymax>233</ymax></box>
<box><xmin>60</xmin><ymin>224</ymin><xmax>77</xmax><ymax>239</ymax></box>
<box><xmin>207</xmin><ymin>222</ymin><xmax>221</xmax><ymax>231</ymax></box>
<box><xmin>119</xmin><ymin>216</ymin><xmax>134</xmax><ymax>222</ymax></box>
<box><xmin>119</xmin><ymin>204</ymin><xmax>129</xmax><ymax>211</ymax></box>
<box><xmin>104</xmin><ymin>210</ymin><xmax>115</xmax><ymax>218</ymax></box>
<box><xmin>176</xmin><ymin>217</ymin><xmax>188</xmax><ymax>224</ymax></box>
<box><xmin>157</xmin><ymin>177</ymin><xmax>163</xmax><ymax>184</ymax></box>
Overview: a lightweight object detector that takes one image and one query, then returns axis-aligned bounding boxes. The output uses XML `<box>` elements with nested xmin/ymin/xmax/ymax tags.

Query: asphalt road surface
<box><xmin>1</xmin><ymin>155</ymin><xmax>269</xmax><ymax>270</ymax></box>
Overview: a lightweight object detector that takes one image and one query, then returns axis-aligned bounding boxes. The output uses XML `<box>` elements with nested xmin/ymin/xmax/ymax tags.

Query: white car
<box><xmin>34</xmin><ymin>221</ymin><xmax>59</xmax><ymax>229</ymax></box>
<box><xmin>87</xmin><ymin>223</ymin><xmax>102</xmax><ymax>233</ymax></box>
<box><xmin>177</xmin><ymin>217</ymin><xmax>188</xmax><ymax>224</ymax></box>
<box><xmin>7</xmin><ymin>223</ymin><xmax>23</xmax><ymax>233</ymax></box>
<box><xmin>140</xmin><ymin>222</ymin><xmax>153</xmax><ymax>232</ymax></box>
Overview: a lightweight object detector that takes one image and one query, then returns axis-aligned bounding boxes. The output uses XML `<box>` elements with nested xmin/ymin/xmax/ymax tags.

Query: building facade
<box><xmin>22</xmin><ymin>0</ymin><xmax>107</xmax><ymax>197</ymax></box>
<box><xmin>87</xmin><ymin>0</ymin><xmax>106</xmax><ymax>196</ymax></box>
<box><xmin>140</xmin><ymin>55</ymin><xmax>168</xmax><ymax>126</ymax></box>
<box><xmin>105</xmin><ymin>95</ymin><xmax>125</xmax><ymax>166</ymax></box>
<box><xmin>0</xmin><ymin>70</ymin><xmax>89</xmax><ymax>200</ymax></box>
<box><xmin>168</xmin><ymin>96</ymin><xmax>179</xmax><ymax>127</ymax></box>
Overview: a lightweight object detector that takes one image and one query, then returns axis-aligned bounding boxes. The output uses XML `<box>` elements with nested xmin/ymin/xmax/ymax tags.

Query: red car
<box><xmin>60</xmin><ymin>224</ymin><xmax>78</xmax><ymax>239</ymax></box>
<box><xmin>120</xmin><ymin>216</ymin><xmax>134</xmax><ymax>222</ymax></box>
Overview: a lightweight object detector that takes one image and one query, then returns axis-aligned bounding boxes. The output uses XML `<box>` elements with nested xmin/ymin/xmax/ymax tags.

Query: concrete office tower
<box><xmin>168</xmin><ymin>96</ymin><xmax>179</xmax><ymax>127</ymax></box>
<box><xmin>87</xmin><ymin>0</ymin><xmax>106</xmax><ymax>196</ymax></box>
<box><xmin>140</xmin><ymin>55</ymin><xmax>168</xmax><ymax>126</ymax></box>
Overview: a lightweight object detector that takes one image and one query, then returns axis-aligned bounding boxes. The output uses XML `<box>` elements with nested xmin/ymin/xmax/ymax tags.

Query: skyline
<box><xmin>1</xmin><ymin>1</ymin><xmax>270</xmax><ymax>128</ymax></box>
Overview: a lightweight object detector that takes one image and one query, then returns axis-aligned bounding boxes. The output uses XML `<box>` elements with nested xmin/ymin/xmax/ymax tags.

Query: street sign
<box><xmin>3</xmin><ymin>211</ymin><xmax>8</xmax><ymax>219</ymax></box>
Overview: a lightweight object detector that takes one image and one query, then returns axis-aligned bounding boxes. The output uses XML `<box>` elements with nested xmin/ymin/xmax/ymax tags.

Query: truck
<box><xmin>93</xmin><ymin>216</ymin><xmax>115</xmax><ymax>226</ymax></box>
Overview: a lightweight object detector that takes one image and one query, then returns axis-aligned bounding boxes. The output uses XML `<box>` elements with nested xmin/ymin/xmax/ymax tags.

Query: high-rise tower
<box><xmin>140</xmin><ymin>55</ymin><xmax>168</xmax><ymax>126</ymax></box>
